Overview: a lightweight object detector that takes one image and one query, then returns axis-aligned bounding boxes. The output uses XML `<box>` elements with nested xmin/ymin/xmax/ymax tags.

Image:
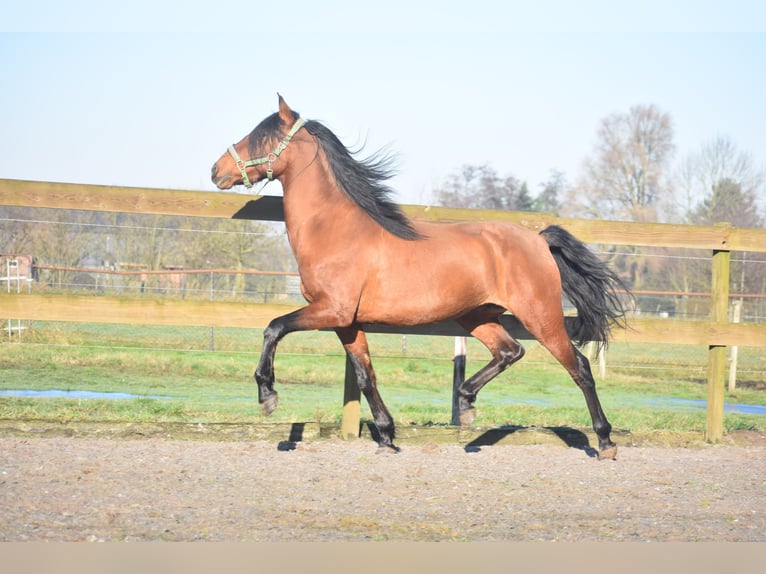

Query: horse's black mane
<box><xmin>247</xmin><ymin>113</ymin><xmax>283</xmax><ymax>156</ymax></box>
<box><xmin>249</xmin><ymin>112</ymin><xmax>421</xmax><ymax>240</ymax></box>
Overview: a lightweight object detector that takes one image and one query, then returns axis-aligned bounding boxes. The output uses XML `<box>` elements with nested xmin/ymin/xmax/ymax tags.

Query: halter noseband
<box><xmin>227</xmin><ymin>117</ymin><xmax>307</xmax><ymax>190</ymax></box>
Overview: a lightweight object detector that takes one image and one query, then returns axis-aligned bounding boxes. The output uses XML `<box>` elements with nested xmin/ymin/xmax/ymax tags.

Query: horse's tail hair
<box><xmin>540</xmin><ymin>225</ymin><xmax>631</xmax><ymax>349</ymax></box>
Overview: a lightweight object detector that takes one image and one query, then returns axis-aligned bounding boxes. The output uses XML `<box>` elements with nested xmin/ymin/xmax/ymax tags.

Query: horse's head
<box><xmin>211</xmin><ymin>95</ymin><xmax>305</xmax><ymax>190</ymax></box>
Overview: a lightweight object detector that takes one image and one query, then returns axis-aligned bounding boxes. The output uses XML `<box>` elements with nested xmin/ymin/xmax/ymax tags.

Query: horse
<box><xmin>211</xmin><ymin>95</ymin><xmax>629</xmax><ymax>460</ymax></box>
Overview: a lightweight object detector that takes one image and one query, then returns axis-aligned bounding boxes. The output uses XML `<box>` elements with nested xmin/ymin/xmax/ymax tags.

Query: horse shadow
<box><xmin>361</xmin><ymin>422</ymin><xmax>598</xmax><ymax>458</ymax></box>
<box><xmin>277</xmin><ymin>423</ymin><xmax>309</xmax><ymax>451</ymax></box>
<box><xmin>278</xmin><ymin>422</ymin><xmax>597</xmax><ymax>457</ymax></box>
<box><xmin>464</xmin><ymin>425</ymin><xmax>599</xmax><ymax>458</ymax></box>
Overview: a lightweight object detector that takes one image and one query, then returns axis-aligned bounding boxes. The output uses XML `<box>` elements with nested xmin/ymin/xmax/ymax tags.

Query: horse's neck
<box><xmin>281</xmin><ymin>159</ymin><xmax>367</xmax><ymax>255</ymax></box>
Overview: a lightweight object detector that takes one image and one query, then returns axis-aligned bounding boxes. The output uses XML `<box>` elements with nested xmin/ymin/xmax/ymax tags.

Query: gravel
<box><xmin>1</xmin><ymin>433</ymin><xmax>765</xmax><ymax>542</ymax></box>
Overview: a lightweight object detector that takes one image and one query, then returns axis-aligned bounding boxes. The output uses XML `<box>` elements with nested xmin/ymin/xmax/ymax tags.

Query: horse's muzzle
<box><xmin>210</xmin><ymin>163</ymin><xmax>233</xmax><ymax>189</ymax></box>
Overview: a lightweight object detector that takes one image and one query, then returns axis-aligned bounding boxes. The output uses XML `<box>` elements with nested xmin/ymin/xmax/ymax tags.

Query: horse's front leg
<box><xmin>255</xmin><ymin>313</ymin><xmax>292</xmax><ymax>416</ymax></box>
<box><xmin>254</xmin><ymin>319</ymin><xmax>283</xmax><ymax>415</ymax></box>
<box><xmin>336</xmin><ymin>325</ymin><xmax>398</xmax><ymax>452</ymax></box>
<box><xmin>255</xmin><ymin>304</ymin><xmax>343</xmax><ymax>416</ymax></box>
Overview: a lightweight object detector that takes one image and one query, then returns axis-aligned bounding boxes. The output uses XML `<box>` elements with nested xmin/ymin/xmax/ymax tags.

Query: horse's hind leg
<box><xmin>574</xmin><ymin>348</ymin><xmax>617</xmax><ymax>460</ymax></box>
<box><xmin>455</xmin><ymin>316</ymin><xmax>526</xmax><ymax>428</ymax></box>
<box><xmin>534</xmin><ymin>323</ymin><xmax>617</xmax><ymax>460</ymax></box>
<box><xmin>336</xmin><ymin>325</ymin><xmax>398</xmax><ymax>452</ymax></box>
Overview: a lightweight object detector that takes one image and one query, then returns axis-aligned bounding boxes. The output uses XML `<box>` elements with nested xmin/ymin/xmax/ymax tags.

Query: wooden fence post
<box><xmin>451</xmin><ymin>336</ymin><xmax>467</xmax><ymax>425</ymax></box>
<box><xmin>340</xmin><ymin>356</ymin><xmax>361</xmax><ymax>440</ymax></box>
<box><xmin>706</xmin><ymin>248</ymin><xmax>730</xmax><ymax>443</ymax></box>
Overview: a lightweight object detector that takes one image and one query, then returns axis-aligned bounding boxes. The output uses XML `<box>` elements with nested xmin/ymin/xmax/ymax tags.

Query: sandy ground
<box><xmin>1</xmin><ymin>431</ymin><xmax>765</xmax><ymax>542</ymax></box>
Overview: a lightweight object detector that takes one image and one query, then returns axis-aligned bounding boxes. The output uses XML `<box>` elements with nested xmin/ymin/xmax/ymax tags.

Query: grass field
<box><xmin>1</xmin><ymin>321</ymin><xmax>765</xmax><ymax>435</ymax></box>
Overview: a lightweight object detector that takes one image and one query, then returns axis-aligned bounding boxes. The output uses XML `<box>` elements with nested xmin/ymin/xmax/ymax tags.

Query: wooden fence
<box><xmin>3</xmin><ymin>178</ymin><xmax>766</xmax><ymax>442</ymax></box>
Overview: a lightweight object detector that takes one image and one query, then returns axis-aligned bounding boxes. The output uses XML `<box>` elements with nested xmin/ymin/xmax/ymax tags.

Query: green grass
<box><xmin>1</xmin><ymin>321</ymin><xmax>765</xmax><ymax>434</ymax></box>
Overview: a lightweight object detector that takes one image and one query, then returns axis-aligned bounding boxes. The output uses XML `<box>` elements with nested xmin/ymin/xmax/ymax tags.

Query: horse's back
<box><xmin>412</xmin><ymin>219</ymin><xmax>552</xmax><ymax>261</ymax></box>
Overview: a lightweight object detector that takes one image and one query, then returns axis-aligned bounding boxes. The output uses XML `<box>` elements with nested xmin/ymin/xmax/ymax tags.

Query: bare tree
<box><xmin>574</xmin><ymin>105</ymin><xmax>675</xmax><ymax>222</ymax></box>
<box><xmin>0</xmin><ymin>207</ymin><xmax>35</xmax><ymax>255</ymax></box>
<box><xmin>678</xmin><ymin>135</ymin><xmax>764</xmax><ymax>227</ymax></box>
<box><xmin>677</xmin><ymin>137</ymin><xmax>766</xmax><ymax>315</ymax></box>
<box><xmin>559</xmin><ymin>105</ymin><xmax>675</xmax><ymax>292</ymax></box>
<box><xmin>177</xmin><ymin>218</ymin><xmax>293</xmax><ymax>300</ymax></box>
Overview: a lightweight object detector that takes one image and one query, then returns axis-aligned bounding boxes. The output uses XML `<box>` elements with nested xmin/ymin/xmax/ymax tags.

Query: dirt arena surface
<box><xmin>1</xmin><ymin>429</ymin><xmax>765</xmax><ymax>542</ymax></box>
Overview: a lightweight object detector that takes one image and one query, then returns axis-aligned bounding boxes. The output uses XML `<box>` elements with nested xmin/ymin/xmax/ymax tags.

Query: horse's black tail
<box><xmin>540</xmin><ymin>225</ymin><xmax>630</xmax><ymax>349</ymax></box>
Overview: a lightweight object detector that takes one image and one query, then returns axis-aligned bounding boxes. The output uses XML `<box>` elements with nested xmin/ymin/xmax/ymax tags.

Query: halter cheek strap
<box><xmin>228</xmin><ymin>117</ymin><xmax>306</xmax><ymax>190</ymax></box>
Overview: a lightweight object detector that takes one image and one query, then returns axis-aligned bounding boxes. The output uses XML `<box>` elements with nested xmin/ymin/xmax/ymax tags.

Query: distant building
<box><xmin>0</xmin><ymin>253</ymin><xmax>35</xmax><ymax>292</ymax></box>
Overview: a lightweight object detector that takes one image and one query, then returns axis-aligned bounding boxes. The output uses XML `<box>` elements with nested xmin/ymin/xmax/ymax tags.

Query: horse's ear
<box><xmin>277</xmin><ymin>94</ymin><xmax>297</xmax><ymax>123</ymax></box>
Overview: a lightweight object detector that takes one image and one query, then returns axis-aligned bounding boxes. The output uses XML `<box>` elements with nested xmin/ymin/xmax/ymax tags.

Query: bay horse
<box><xmin>211</xmin><ymin>95</ymin><xmax>629</xmax><ymax>459</ymax></box>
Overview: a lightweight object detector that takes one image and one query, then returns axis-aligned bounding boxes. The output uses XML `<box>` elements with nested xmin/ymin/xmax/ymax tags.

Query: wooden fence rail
<box><xmin>3</xmin><ymin>178</ymin><xmax>766</xmax><ymax>442</ymax></box>
<box><xmin>3</xmin><ymin>294</ymin><xmax>766</xmax><ymax>346</ymax></box>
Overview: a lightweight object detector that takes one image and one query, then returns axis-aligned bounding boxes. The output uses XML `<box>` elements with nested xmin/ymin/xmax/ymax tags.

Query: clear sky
<box><xmin>1</xmin><ymin>2</ymin><xmax>764</xmax><ymax>205</ymax></box>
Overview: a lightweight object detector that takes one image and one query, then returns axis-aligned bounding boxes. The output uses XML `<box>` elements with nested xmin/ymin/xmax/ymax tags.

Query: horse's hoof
<box><xmin>598</xmin><ymin>444</ymin><xmax>617</xmax><ymax>460</ymax></box>
<box><xmin>376</xmin><ymin>444</ymin><xmax>400</xmax><ymax>454</ymax></box>
<box><xmin>261</xmin><ymin>393</ymin><xmax>279</xmax><ymax>416</ymax></box>
<box><xmin>458</xmin><ymin>408</ymin><xmax>476</xmax><ymax>428</ymax></box>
